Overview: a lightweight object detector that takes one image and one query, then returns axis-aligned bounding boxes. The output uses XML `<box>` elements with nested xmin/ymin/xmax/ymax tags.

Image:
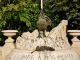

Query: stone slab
<box><xmin>7</xmin><ymin>49</ymin><xmax>80</xmax><ymax>60</ymax></box>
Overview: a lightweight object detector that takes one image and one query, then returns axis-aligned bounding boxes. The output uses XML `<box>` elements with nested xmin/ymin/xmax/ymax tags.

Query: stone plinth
<box><xmin>6</xmin><ymin>20</ymin><xmax>80</xmax><ymax>60</ymax></box>
<box><xmin>1</xmin><ymin>30</ymin><xmax>18</xmax><ymax>60</ymax></box>
<box><xmin>7</xmin><ymin>49</ymin><xmax>80</xmax><ymax>60</ymax></box>
<box><xmin>72</xmin><ymin>40</ymin><xmax>80</xmax><ymax>55</ymax></box>
<box><xmin>67</xmin><ymin>30</ymin><xmax>80</xmax><ymax>55</ymax></box>
<box><xmin>2</xmin><ymin>44</ymin><xmax>15</xmax><ymax>60</ymax></box>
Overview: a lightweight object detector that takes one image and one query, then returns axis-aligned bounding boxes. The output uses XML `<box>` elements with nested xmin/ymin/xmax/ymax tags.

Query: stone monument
<box><xmin>6</xmin><ymin>20</ymin><xmax>80</xmax><ymax>60</ymax></box>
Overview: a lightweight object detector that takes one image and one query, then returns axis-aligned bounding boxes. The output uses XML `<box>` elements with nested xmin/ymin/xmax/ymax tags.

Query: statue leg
<box><xmin>37</xmin><ymin>31</ymin><xmax>41</xmax><ymax>38</ymax></box>
<box><xmin>43</xmin><ymin>31</ymin><xmax>46</xmax><ymax>37</ymax></box>
<box><xmin>37</xmin><ymin>30</ymin><xmax>46</xmax><ymax>38</ymax></box>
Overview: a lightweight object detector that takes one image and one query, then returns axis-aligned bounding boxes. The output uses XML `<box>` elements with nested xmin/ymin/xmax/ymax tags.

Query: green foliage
<box><xmin>0</xmin><ymin>0</ymin><xmax>40</xmax><ymax>45</ymax></box>
<box><xmin>0</xmin><ymin>0</ymin><xmax>40</xmax><ymax>30</ymax></box>
<box><xmin>44</xmin><ymin>0</ymin><xmax>80</xmax><ymax>29</ymax></box>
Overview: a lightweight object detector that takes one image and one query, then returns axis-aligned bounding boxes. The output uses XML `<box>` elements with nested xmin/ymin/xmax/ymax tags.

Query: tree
<box><xmin>0</xmin><ymin>0</ymin><xmax>40</xmax><ymax>45</ymax></box>
<box><xmin>44</xmin><ymin>0</ymin><xmax>80</xmax><ymax>29</ymax></box>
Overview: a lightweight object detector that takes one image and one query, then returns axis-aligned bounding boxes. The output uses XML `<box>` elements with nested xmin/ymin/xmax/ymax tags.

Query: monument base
<box><xmin>7</xmin><ymin>49</ymin><xmax>80</xmax><ymax>60</ymax></box>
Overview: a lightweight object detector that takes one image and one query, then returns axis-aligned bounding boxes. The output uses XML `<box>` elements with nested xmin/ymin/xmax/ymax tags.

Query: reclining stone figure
<box><xmin>31</xmin><ymin>46</ymin><xmax>55</xmax><ymax>53</ymax></box>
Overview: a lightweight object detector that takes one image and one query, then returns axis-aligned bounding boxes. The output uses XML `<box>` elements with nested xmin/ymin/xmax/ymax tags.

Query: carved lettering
<box><xmin>57</xmin><ymin>54</ymin><xmax>74</xmax><ymax>60</ymax></box>
<box><xmin>45</xmin><ymin>55</ymin><xmax>55</xmax><ymax>60</ymax></box>
<box><xmin>12</xmin><ymin>53</ymin><xmax>76</xmax><ymax>60</ymax></box>
<box><xmin>20</xmin><ymin>55</ymin><xmax>34</xmax><ymax>60</ymax></box>
<box><xmin>26</xmin><ymin>55</ymin><xmax>34</xmax><ymax>59</ymax></box>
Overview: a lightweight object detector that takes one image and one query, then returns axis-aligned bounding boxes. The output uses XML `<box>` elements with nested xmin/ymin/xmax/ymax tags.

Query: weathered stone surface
<box><xmin>72</xmin><ymin>40</ymin><xmax>80</xmax><ymax>55</ymax></box>
<box><xmin>7</xmin><ymin>49</ymin><xmax>80</xmax><ymax>60</ymax></box>
<box><xmin>6</xmin><ymin>20</ymin><xmax>80</xmax><ymax>60</ymax></box>
<box><xmin>16</xmin><ymin>20</ymin><xmax>70</xmax><ymax>51</ymax></box>
<box><xmin>16</xmin><ymin>37</ymin><xmax>70</xmax><ymax>51</ymax></box>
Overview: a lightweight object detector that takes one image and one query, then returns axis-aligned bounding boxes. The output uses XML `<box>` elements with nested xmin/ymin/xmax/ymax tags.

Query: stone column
<box><xmin>1</xmin><ymin>30</ymin><xmax>18</xmax><ymax>60</ymax></box>
<box><xmin>0</xmin><ymin>47</ymin><xmax>2</xmax><ymax>60</ymax></box>
<box><xmin>71</xmin><ymin>39</ymin><xmax>80</xmax><ymax>56</ymax></box>
<box><xmin>2</xmin><ymin>38</ymin><xmax>15</xmax><ymax>60</ymax></box>
<box><xmin>67</xmin><ymin>30</ymin><xmax>80</xmax><ymax>56</ymax></box>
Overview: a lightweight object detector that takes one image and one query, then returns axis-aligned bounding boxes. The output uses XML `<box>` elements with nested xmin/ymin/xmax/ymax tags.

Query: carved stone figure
<box><xmin>37</xmin><ymin>10</ymin><xmax>52</xmax><ymax>37</ymax></box>
<box><xmin>16</xmin><ymin>20</ymin><xmax>70</xmax><ymax>51</ymax></box>
<box><xmin>7</xmin><ymin>20</ymin><xmax>80</xmax><ymax>60</ymax></box>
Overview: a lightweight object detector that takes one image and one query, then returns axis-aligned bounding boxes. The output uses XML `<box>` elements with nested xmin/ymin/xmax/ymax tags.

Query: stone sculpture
<box><xmin>7</xmin><ymin>20</ymin><xmax>80</xmax><ymax>60</ymax></box>
<box><xmin>16</xmin><ymin>20</ymin><xmax>70</xmax><ymax>51</ymax></box>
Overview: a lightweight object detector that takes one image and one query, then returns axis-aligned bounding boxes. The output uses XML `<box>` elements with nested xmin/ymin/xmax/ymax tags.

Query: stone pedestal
<box><xmin>72</xmin><ymin>40</ymin><xmax>80</xmax><ymax>55</ymax></box>
<box><xmin>6</xmin><ymin>21</ymin><xmax>80</xmax><ymax>60</ymax></box>
<box><xmin>1</xmin><ymin>30</ymin><xmax>18</xmax><ymax>60</ymax></box>
<box><xmin>7</xmin><ymin>49</ymin><xmax>80</xmax><ymax>60</ymax></box>
<box><xmin>2</xmin><ymin>39</ymin><xmax>15</xmax><ymax>60</ymax></box>
<box><xmin>67</xmin><ymin>30</ymin><xmax>80</xmax><ymax>55</ymax></box>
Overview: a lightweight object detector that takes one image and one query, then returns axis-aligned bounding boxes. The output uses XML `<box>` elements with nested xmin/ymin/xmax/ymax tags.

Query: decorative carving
<box><xmin>16</xmin><ymin>20</ymin><xmax>70</xmax><ymax>51</ymax></box>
